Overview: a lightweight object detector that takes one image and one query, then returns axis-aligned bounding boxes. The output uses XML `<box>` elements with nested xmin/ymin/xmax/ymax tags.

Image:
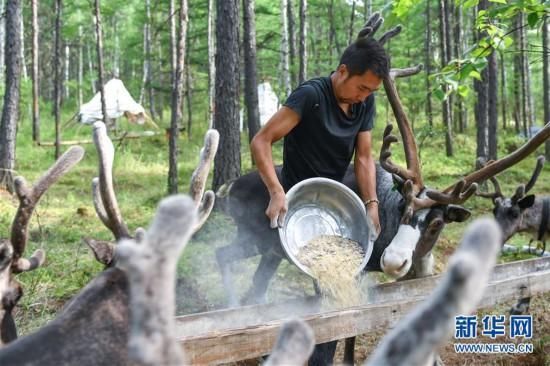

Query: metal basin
<box><xmin>278</xmin><ymin>177</ymin><xmax>374</xmax><ymax>279</ymax></box>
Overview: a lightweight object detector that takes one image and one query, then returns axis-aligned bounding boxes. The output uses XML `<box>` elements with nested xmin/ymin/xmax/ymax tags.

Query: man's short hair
<box><xmin>339</xmin><ymin>37</ymin><xmax>390</xmax><ymax>79</ymax></box>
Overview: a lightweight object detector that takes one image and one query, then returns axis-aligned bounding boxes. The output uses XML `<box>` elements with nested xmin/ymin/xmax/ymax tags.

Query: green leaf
<box><xmin>463</xmin><ymin>0</ymin><xmax>478</xmax><ymax>8</ymax></box>
<box><xmin>489</xmin><ymin>0</ymin><xmax>507</xmax><ymax>4</ymax></box>
<box><xmin>458</xmin><ymin>85</ymin><xmax>470</xmax><ymax>97</ymax></box>
<box><xmin>470</xmin><ymin>70</ymin><xmax>482</xmax><ymax>80</ymax></box>
<box><xmin>527</xmin><ymin>12</ymin><xmax>540</xmax><ymax>28</ymax></box>
<box><xmin>433</xmin><ymin>88</ymin><xmax>446</xmax><ymax>101</ymax></box>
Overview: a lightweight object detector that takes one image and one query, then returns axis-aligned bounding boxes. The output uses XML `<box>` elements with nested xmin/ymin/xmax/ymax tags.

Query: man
<box><xmin>251</xmin><ymin>36</ymin><xmax>389</xmax><ymax>236</ymax></box>
<box><xmin>250</xmin><ymin>36</ymin><xmax>389</xmax><ymax>366</ymax></box>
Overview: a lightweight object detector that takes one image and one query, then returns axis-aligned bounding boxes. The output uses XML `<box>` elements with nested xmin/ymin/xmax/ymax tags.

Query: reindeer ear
<box><xmin>444</xmin><ymin>205</ymin><xmax>471</xmax><ymax>223</ymax></box>
<box><xmin>518</xmin><ymin>195</ymin><xmax>536</xmax><ymax>210</ymax></box>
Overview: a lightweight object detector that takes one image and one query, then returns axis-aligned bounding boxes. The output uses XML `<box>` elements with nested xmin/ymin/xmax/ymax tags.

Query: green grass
<box><xmin>2</xmin><ymin>110</ymin><xmax>549</xmax><ymax>337</ymax></box>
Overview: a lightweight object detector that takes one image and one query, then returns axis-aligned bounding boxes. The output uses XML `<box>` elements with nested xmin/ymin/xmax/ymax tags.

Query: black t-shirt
<box><xmin>281</xmin><ymin>76</ymin><xmax>375</xmax><ymax>190</ymax></box>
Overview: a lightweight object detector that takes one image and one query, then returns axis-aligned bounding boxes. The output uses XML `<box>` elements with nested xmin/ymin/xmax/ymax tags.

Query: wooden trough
<box><xmin>176</xmin><ymin>256</ymin><xmax>550</xmax><ymax>364</ymax></box>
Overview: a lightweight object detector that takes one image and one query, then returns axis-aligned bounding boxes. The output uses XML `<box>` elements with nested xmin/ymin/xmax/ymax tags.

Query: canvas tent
<box><xmin>78</xmin><ymin>78</ymin><xmax>147</xmax><ymax>125</ymax></box>
<box><xmin>240</xmin><ymin>81</ymin><xmax>279</xmax><ymax>131</ymax></box>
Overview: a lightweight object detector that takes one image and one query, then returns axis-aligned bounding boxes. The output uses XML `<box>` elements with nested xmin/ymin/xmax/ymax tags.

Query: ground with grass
<box><xmin>1</xmin><ymin>116</ymin><xmax>548</xmax><ymax>365</ymax></box>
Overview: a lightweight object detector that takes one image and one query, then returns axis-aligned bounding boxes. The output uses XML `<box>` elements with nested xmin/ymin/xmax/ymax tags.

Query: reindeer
<box><xmin>0</xmin><ymin>146</ymin><xmax>84</xmax><ymax>346</ymax></box>
<box><xmin>215</xmin><ymin>12</ymin><xmax>550</xmax><ymax>308</ymax></box>
<box><xmin>478</xmin><ymin>155</ymin><xmax>549</xmax><ymax>252</ymax></box>
<box><xmin>0</xmin><ymin>122</ymin><xmax>219</xmax><ymax>365</ymax></box>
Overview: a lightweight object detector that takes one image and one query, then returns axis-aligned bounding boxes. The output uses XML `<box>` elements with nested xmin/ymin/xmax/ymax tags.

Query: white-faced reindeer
<box><xmin>0</xmin><ymin>122</ymin><xmax>219</xmax><ymax>365</ymax></box>
<box><xmin>215</xmin><ymin>12</ymin><xmax>550</xmax><ymax>307</ymax></box>
<box><xmin>478</xmin><ymin>155</ymin><xmax>548</xmax><ymax>252</ymax></box>
<box><xmin>0</xmin><ymin>147</ymin><xmax>84</xmax><ymax>346</ymax></box>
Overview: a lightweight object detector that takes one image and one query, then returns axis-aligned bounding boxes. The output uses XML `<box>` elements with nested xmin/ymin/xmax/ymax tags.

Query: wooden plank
<box><xmin>176</xmin><ymin>257</ymin><xmax>550</xmax><ymax>338</ymax></box>
<box><xmin>178</xmin><ymin>268</ymin><xmax>550</xmax><ymax>364</ymax></box>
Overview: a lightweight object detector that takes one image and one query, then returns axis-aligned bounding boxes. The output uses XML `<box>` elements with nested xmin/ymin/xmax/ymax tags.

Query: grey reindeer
<box><xmin>0</xmin><ymin>146</ymin><xmax>85</xmax><ymax>346</ymax></box>
<box><xmin>215</xmin><ymin>12</ymin><xmax>550</xmax><ymax>309</ymax></box>
<box><xmin>263</xmin><ymin>218</ymin><xmax>502</xmax><ymax>366</ymax></box>
<box><xmin>478</xmin><ymin>155</ymin><xmax>549</xmax><ymax>253</ymax></box>
<box><xmin>0</xmin><ymin>122</ymin><xmax>219</xmax><ymax>365</ymax></box>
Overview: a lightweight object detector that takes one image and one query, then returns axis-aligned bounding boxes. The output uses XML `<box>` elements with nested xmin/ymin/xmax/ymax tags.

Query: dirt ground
<box><xmin>335</xmin><ymin>293</ymin><xmax>550</xmax><ymax>365</ymax></box>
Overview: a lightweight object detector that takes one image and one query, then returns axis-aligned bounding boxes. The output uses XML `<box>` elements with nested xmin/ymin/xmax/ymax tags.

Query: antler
<box><xmin>443</xmin><ymin>122</ymin><xmax>550</xmax><ymax>194</ymax></box>
<box><xmin>510</xmin><ymin>155</ymin><xmax>545</xmax><ymax>203</ymax></box>
<box><xmin>92</xmin><ymin>122</ymin><xmax>130</xmax><ymax>240</ymax></box>
<box><xmin>10</xmin><ymin>146</ymin><xmax>85</xmax><ymax>272</ymax></box>
<box><xmin>116</xmin><ymin>195</ymin><xmax>197</xmax><ymax>365</ymax></box>
<box><xmin>189</xmin><ymin>129</ymin><xmax>219</xmax><ymax>233</ymax></box>
<box><xmin>475</xmin><ymin>177</ymin><xmax>503</xmax><ymax>200</ymax></box>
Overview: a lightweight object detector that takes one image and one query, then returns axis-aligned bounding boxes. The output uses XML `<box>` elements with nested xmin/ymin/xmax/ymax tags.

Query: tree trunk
<box><xmin>168</xmin><ymin>0</ymin><xmax>187</xmax><ymax>194</ymax></box>
<box><xmin>31</xmin><ymin>0</ymin><xmax>39</xmax><ymax>143</ymax></box>
<box><xmin>243</xmin><ymin>0</ymin><xmax>261</xmax><ymax>147</ymax></box>
<box><xmin>185</xmin><ymin>37</ymin><xmax>192</xmax><ymax>139</ymax></box>
<box><xmin>113</xmin><ymin>18</ymin><xmax>120</xmax><ymax>77</ymax></box>
<box><xmin>488</xmin><ymin>49</ymin><xmax>498</xmax><ymax>160</ymax></box>
<box><xmin>298</xmin><ymin>0</ymin><xmax>307</xmax><ymax>84</ymax></box>
<box><xmin>0</xmin><ymin>0</ymin><xmax>5</xmax><ymax>82</ymax></box>
<box><xmin>78</xmin><ymin>25</ymin><xmax>83</xmax><ymax>106</ymax></box>
<box><xmin>348</xmin><ymin>0</ymin><xmax>356</xmax><ymax>45</ymax></box>
<box><xmin>438</xmin><ymin>0</ymin><xmax>453</xmax><ymax>156</ymax></box>
<box><xmin>0</xmin><ymin>0</ymin><xmax>22</xmax><ymax>191</ymax></box>
<box><xmin>64</xmin><ymin>44</ymin><xmax>70</xmax><ymax>99</ymax></box>
<box><xmin>364</xmin><ymin>0</ymin><xmax>372</xmax><ymax>20</ymax></box>
<box><xmin>20</xmin><ymin>9</ymin><xmax>27</xmax><ymax>81</ymax></box>
<box><xmin>512</xmin><ymin>16</ymin><xmax>522</xmax><ymax>133</ymax></box>
<box><xmin>94</xmin><ymin>0</ymin><xmax>108</xmax><ymax>130</ymax></box>
<box><xmin>287</xmin><ymin>0</ymin><xmax>296</xmax><ymax>86</ymax></box>
<box><xmin>207</xmin><ymin>0</ymin><xmax>215</xmax><ymax>129</ymax></box>
<box><xmin>145</xmin><ymin>0</ymin><xmax>156</xmax><ymax>120</ymax></box>
<box><xmin>518</xmin><ymin>13</ymin><xmax>529</xmax><ymax>137</ymax></box>
<box><xmin>425</xmin><ymin>0</ymin><xmax>433</xmax><ymax>126</ymax></box>
<box><xmin>280</xmin><ymin>0</ymin><xmax>291</xmax><ymax>96</ymax></box>
<box><xmin>213</xmin><ymin>0</ymin><xmax>241</xmax><ymax>191</ymax></box>
<box><xmin>54</xmin><ymin>0</ymin><xmax>62</xmax><ymax>158</ymax></box>
<box><xmin>453</xmin><ymin>3</ymin><xmax>466</xmax><ymax>133</ymax></box>
<box><xmin>328</xmin><ymin>0</ymin><xmax>337</xmax><ymax>66</ymax></box>
<box><xmin>474</xmin><ymin>0</ymin><xmax>489</xmax><ymax>166</ymax></box>
<box><xmin>499</xmin><ymin>52</ymin><xmax>507</xmax><ymax>130</ymax></box>
<box><xmin>543</xmin><ymin>15</ymin><xmax>550</xmax><ymax>160</ymax></box>
<box><xmin>87</xmin><ymin>43</ymin><xmax>95</xmax><ymax>93</ymax></box>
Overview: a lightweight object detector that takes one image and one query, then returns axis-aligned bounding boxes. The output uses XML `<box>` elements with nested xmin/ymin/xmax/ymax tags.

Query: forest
<box><xmin>0</xmin><ymin>0</ymin><xmax>549</xmax><ymax>364</ymax></box>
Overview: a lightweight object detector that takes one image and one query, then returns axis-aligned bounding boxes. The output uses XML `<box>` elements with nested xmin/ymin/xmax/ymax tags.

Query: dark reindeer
<box><xmin>215</xmin><ymin>12</ymin><xmax>550</xmax><ymax>310</ymax></box>
<box><xmin>478</xmin><ymin>155</ymin><xmax>549</xmax><ymax>250</ymax></box>
<box><xmin>0</xmin><ymin>122</ymin><xmax>218</xmax><ymax>365</ymax></box>
<box><xmin>0</xmin><ymin>146</ymin><xmax>84</xmax><ymax>346</ymax></box>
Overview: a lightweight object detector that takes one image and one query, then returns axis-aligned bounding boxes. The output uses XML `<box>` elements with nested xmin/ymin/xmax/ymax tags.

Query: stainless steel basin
<box><xmin>278</xmin><ymin>177</ymin><xmax>375</xmax><ymax>278</ymax></box>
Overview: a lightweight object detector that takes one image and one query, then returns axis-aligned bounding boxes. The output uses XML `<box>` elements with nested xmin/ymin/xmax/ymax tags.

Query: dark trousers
<box><xmin>308</xmin><ymin>340</ymin><xmax>338</xmax><ymax>366</ymax></box>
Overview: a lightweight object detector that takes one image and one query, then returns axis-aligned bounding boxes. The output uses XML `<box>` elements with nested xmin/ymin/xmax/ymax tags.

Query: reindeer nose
<box><xmin>381</xmin><ymin>252</ymin><xmax>411</xmax><ymax>278</ymax></box>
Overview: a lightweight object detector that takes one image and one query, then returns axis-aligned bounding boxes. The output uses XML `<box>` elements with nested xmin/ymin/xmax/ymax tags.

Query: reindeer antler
<box><xmin>116</xmin><ymin>195</ymin><xmax>197</xmax><ymax>365</ymax></box>
<box><xmin>92</xmin><ymin>122</ymin><xmax>130</xmax><ymax>240</ymax></box>
<box><xmin>443</xmin><ymin>123</ymin><xmax>550</xmax><ymax>194</ymax></box>
<box><xmin>10</xmin><ymin>146</ymin><xmax>85</xmax><ymax>272</ymax></box>
<box><xmin>189</xmin><ymin>129</ymin><xmax>219</xmax><ymax>233</ymax></box>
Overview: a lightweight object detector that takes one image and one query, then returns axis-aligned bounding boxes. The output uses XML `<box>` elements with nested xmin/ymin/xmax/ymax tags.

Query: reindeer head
<box><xmin>0</xmin><ymin>147</ymin><xmax>84</xmax><ymax>346</ymax></box>
<box><xmin>478</xmin><ymin>156</ymin><xmax>544</xmax><ymax>242</ymax></box>
<box><xmin>356</xmin><ymin>13</ymin><xmax>550</xmax><ymax>279</ymax></box>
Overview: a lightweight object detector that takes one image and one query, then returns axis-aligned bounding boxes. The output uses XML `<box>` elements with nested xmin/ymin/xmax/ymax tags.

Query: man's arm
<box><xmin>354</xmin><ymin>130</ymin><xmax>381</xmax><ymax>236</ymax></box>
<box><xmin>250</xmin><ymin>106</ymin><xmax>301</xmax><ymax>228</ymax></box>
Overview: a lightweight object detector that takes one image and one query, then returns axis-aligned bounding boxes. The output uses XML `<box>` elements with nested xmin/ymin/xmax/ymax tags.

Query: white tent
<box><xmin>78</xmin><ymin>78</ymin><xmax>146</xmax><ymax>125</ymax></box>
<box><xmin>240</xmin><ymin>81</ymin><xmax>279</xmax><ymax>131</ymax></box>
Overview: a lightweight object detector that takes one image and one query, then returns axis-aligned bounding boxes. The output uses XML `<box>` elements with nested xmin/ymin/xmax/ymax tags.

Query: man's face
<box><xmin>333</xmin><ymin>65</ymin><xmax>383</xmax><ymax>104</ymax></box>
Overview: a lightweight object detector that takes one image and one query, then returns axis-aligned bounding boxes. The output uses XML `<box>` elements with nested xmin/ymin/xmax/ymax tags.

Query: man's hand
<box><xmin>366</xmin><ymin>204</ymin><xmax>381</xmax><ymax>240</ymax></box>
<box><xmin>266</xmin><ymin>190</ymin><xmax>288</xmax><ymax>229</ymax></box>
